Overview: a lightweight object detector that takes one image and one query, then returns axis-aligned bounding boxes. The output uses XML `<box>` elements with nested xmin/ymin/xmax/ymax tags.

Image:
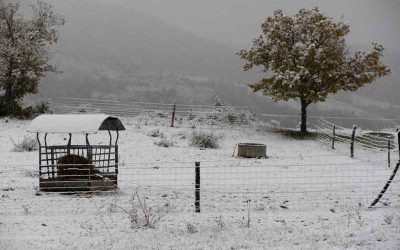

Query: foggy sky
<box><xmin>106</xmin><ymin>0</ymin><xmax>399</xmax><ymax>51</ymax></box>
<box><xmin>18</xmin><ymin>0</ymin><xmax>400</xmax><ymax>51</ymax></box>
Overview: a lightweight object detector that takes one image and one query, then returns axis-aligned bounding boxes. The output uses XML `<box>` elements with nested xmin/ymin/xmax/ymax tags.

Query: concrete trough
<box><xmin>237</xmin><ymin>143</ymin><xmax>267</xmax><ymax>158</ymax></box>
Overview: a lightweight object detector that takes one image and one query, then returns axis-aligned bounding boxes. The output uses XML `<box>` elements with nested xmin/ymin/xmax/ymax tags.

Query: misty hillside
<box><xmin>35</xmin><ymin>0</ymin><xmax>400</xmax><ymax>117</ymax></box>
<box><xmin>38</xmin><ymin>0</ymin><xmax>294</xmax><ymax>113</ymax></box>
<box><xmin>52</xmin><ymin>1</ymin><xmax>242</xmax><ymax>81</ymax></box>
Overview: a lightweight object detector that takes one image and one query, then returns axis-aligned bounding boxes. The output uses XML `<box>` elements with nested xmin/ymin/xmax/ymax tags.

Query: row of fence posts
<box><xmin>193</xmin><ymin>130</ymin><xmax>400</xmax><ymax>212</ymax></box>
<box><xmin>330</xmin><ymin>124</ymin><xmax>400</xmax><ymax>168</ymax></box>
<box><xmin>194</xmin><ymin>124</ymin><xmax>400</xmax><ymax>212</ymax></box>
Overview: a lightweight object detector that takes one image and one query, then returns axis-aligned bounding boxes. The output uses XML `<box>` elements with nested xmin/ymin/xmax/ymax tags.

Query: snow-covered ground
<box><xmin>0</xmin><ymin>117</ymin><xmax>399</xmax><ymax>249</ymax></box>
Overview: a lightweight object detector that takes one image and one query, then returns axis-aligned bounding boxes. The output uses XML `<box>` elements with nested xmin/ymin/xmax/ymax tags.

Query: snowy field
<box><xmin>0</xmin><ymin>116</ymin><xmax>399</xmax><ymax>249</ymax></box>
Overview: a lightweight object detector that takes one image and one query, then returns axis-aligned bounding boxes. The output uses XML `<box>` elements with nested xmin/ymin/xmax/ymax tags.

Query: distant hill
<box><xmin>35</xmin><ymin>0</ymin><xmax>294</xmax><ymax>114</ymax></box>
<box><xmin>32</xmin><ymin>0</ymin><xmax>400</xmax><ymax>119</ymax></box>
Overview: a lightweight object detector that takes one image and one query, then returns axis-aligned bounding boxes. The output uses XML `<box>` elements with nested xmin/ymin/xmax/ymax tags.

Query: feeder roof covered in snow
<box><xmin>28</xmin><ymin>114</ymin><xmax>126</xmax><ymax>134</ymax></box>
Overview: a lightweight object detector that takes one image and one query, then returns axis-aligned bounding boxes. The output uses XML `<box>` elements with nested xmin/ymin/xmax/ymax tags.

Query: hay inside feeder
<box><xmin>57</xmin><ymin>154</ymin><xmax>102</xmax><ymax>180</ymax></box>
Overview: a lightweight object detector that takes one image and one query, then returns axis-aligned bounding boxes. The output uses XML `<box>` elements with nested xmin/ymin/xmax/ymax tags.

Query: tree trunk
<box><xmin>5</xmin><ymin>83</ymin><xmax>14</xmax><ymax>116</ymax></box>
<box><xmin>300</xmin><ymin>98</ymin><xmax>308</xmax><ymax>133</ymax></box>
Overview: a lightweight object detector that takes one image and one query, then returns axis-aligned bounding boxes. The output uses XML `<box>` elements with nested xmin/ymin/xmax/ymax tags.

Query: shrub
<box><xmin>154</xmin><ymin>137</ymin><xmax>174</xmax><ymax>147</ymax></box>
<box><xmin>238</xmin><ymin>200</ymin><xmax>251</xmax><ymax>228</ymax></box>
<box><xmin>22</xmin><ymin>205</ymin><xmax>31</xmax><ymax>215</ymax></box>
<box><xmin>11</xmin><ymin>136</ymin><xmax>38</xmax><ymax>152</ymax></box>
<box><xmin>226</xmin><ymin>113</ymin><xmax>238</xmax><ymax>124</ymax></box>
<box><xmin>115</xmin><ymin>191</ymin><xmax>163</xmax><ymax>229</ymax></box>
<box><xmin>175</xmin><ymin>131</ymin><xmax>187</xmax><ymax>140</ymax></box>
<box><xmin>190</xmin><ymin>130</ymin><xmax>219</xmax><ymax>149</ymax></box>
<box><xmin>186</xmin><ymin>222</ymin><xmax>197</xmax><ymax>234</ymax></box>
<box><xmin>13</xmin><ymin>101</ymin><xmax>51</xmax><ymax>119</ymax></box>
<box><xmin>34</xmin><ymin>101</ymin><xmax>51</xmax><ymax>114</ymax></box>
<box><xmin>384</xmin><ymin>214</ymin><xmax>394</xmax><ymax>225</ymax></box>
<box><xmin>215</xmin><ymin>215</ymin><xmax>226</xmax><ymax>230</ymax></box>
<box><xmin>16</xmin><ymin>106</ymin><xmax>36</xmax><ymax>119</ymax></box>
<box><xmin>147</xmin><ymin>129</ymin><xmax>164</xmax><ymax>138</ymax></box>
<box><xmin>269</xmin><ymin>119</ymin><xmax>281</xmax><ymax>128</ymax></box>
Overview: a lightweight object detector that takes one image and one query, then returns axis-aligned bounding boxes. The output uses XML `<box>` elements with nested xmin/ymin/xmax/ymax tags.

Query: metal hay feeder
<box><xmin>28</xmin><ymin>114</ymin><xmax>125</xmax><ymax>192</ymax></box>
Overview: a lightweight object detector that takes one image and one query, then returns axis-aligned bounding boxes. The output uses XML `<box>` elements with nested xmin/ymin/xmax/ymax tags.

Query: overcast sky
<box><xmin>19</xmin><ymin>0</ymin><xmax>400</xmax><ymax>52</ymax></box>
<box><xmin>101</xmin><ymin>0</ymin><xmax>399</xmax><ymax>51</ymax></box>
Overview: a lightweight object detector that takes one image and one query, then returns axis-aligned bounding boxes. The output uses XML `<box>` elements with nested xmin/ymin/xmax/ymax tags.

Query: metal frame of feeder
<box><xmin>29</xmin><ymin>114</ymin><xmax>125</xmax><ymax>192</ymax></box>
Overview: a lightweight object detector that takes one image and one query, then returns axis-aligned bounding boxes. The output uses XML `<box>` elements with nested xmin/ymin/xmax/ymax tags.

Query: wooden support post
<box><xmin>86</xmin><ymin>133</ymin><xmax>92</xmax><ymax>161</ymax></box>
<box><xmin>51</xmin><ymin>148</ymin><xmax>55</xmax><ymax>178</ymax></box>
<box><xmin>107</xmin><ymin>130</ymin><xmax>112</xmax><ymax>173</ymax></box>
<box><xmin>67</xmin><ymin>133</ymin><xmax>72</xmax><ymax>155</ymax></box>
<box><xmin>37</xmin><ymin>133</ymin><xmax>42</xmax><ymax>177</ymax></box>
<box><xmin>388</xmin><ymin>136</ymin><xmax>391</xmax><ymax>168</ymax></box>
<box><xmin>44</xmin><ymin>133</ymin><xmax>49</xmax><ymax>176</ymax></box>
<box><xmin>398</xmin><ymin>131</ymin><xmax>400</xmax><ymax>161</ymax></box>
<box><xmin>350</xmin><ymin>125</ymin><xmax>357</xmax><ymax>158</ymax></box>
<box><xmin>195</xmin><ymin>161</ymin><xmax>200</xmax><ymax>213</ymax></box>
<box><xmin>115</xmin><ymin>145</ymin><xmax>119</xmax><ymax>175</ymax></box>
<box><xmin>370</xmin><ymin>162</ymin><xmax>400</xmax><ymax>207</ymax></box>
<box><xmin>171</xmin><ymin>102</ymin><xmax>176</xmax><ymax>128</ymax></box>
<box><xmin>332</xmin><ymin>125</ymin><xmax>336</xmax><ymax>150</ymax></box>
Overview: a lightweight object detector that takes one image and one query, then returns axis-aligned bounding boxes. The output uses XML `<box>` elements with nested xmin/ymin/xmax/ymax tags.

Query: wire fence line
<box><xmin>48</xmin><ymin>97</ymin><xmax>400</xmax><ymax>130</ymax></box>
<box><xmin>2</xmin><ymin>97</ymin><xmax>400</xmax><ymax>215</ymax></box>
<box><xmin>314</xmin><ymin>118</ymin><xmax>399</xmax><ymax>163</ymax></box>
<box><xmin>316</xmin><ymin>117</ymin><xmax>397</xmax><ymax>147</ymax></box>
<box><xmin>1</xmin><ymin>159</ymin><xmax>400</xmax><ymax>215</ymax></box>
<box><xmin>50</xmin><ymin>97</ymin><xmax>258</xmax><ymax>128</ymax></box>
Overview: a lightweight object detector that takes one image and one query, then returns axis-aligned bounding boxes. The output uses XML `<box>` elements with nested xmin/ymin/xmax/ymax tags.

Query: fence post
<box><xmin>370</xmin><ymin>161</ymin><xmax>400</xmax><ymax>207</ymax></box>
<box><xmin>398</xmin><ymin>131</ymin><xmax>400</xmax><ymax>161</ymax></box>
<box><xmin>388</xmin><ymin>136</ymin><xmax>391</xmax><ymax>168</ymax></box>
<box><xmin>171</xmin><ymin>102</ymin><xmax>176</xmax><ymax>128</ymax></box>
<box><xmin>350</xmin><ymin>125</ymin><xmax>357</xmax><ymax>158</ymax></box>
<box><xmin>332</xmin><ymin>125</ymin><xmax>336</xmax><ymax>149</ymax></box>
<box><xmin>195</xmin><ymin>161</ymin><xmax>200</xmax><ymax>213</ymax></box>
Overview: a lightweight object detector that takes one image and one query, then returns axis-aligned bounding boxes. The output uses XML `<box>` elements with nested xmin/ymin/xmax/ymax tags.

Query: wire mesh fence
<box><xmin>50</xmin><ymin>97</ymin><xmax>258</xmax><ymax>129</ymax></box>
<box><xmin>3</xmin><ymin>97</ymin><xmax>400</xmax><ymax>216</ymax></box>
<box><xmin>49</xmin><ymin>97</ymin><xmax>400</xmax><ymax>132</ymax></box>
<box><xmin>1</xmin><ymin>159</ymin><xmax>399</xmax><ymax>216</ymax></box>
<box><xmin>313</xmin><ymin>117</ymin><xmax>399</xmax><ymax>164</ymax></box>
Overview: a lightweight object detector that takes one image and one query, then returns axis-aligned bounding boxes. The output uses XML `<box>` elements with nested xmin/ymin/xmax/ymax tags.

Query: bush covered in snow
<box><xmin>154</xmin><ymin>137</ymin><xmax>174</xmax><ymax>147</ymax></box>
<box><xmin>189</xmin><ymin>130</ymin><xmax>219</xmax><ymax>149</ymax></box>
<box><xmin>190</xmin><ymin>110</ymin><xmax>255</xmax><ymax>127</ymax></box>
<box><xmin>11</xmin><ymin>136</ymin><xmax>38</xmax><ymax>152</ymax></box>
<box><xmin>115</xmin><ymin>192</ymin><xmax>164</xmax><ymax>229</ymax></box>
<box><xmin>147</xmin><ymin>129</ymin><xmax>164</xmax><ymax>138</ymax></box>
<box><xmin>268</xmin><ymin>119</ymin><xmax>281</xmax><ymax>128</ymax></box>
